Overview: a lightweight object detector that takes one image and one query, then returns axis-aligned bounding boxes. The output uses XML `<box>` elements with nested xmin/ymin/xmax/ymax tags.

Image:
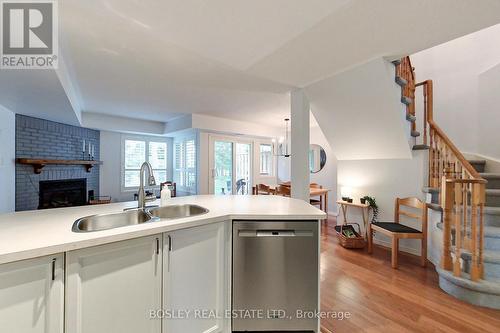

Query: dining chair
<box><xmin>275</xmin><ymin>185</ymin><xmax>291</xmax><ymax>197</ymax></box>
<box><xmin>309</xmin><ymin>183</ymin><xmax>323</xmax><ymax>210</ymax></box>
<box><xmin>368</xmin><ymin>197</ymin><xmax>427</xmax><ymax>269</ymax></box>
<box><xmin>255</xmin><ymin>184</ymin><xmax>271</xmax><ymax>195</ymax></box>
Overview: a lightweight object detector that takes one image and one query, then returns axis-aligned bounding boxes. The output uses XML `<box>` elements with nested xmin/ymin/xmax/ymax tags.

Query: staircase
<box><xmin>436</xmin><ymin>158</ymin><xmax>500</xmax><ymax>309</ymax></box>
<box><xmin>394</xmin><ymin>57</ymin><xmax>500</xmax><ymax>309</ymax></box>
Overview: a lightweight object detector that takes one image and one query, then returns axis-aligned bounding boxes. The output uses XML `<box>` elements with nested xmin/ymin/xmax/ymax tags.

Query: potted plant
<box><xmin>361</xmin><ymin>196</ymin><xmax>379</xmax><ymax>223</ymax></box>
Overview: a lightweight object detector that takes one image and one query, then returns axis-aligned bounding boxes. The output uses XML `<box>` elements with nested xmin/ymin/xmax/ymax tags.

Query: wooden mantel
<box><xmin>16</xmin><ymin>158</ymin><xmax>103</xmax><ymax>174</ymax></box>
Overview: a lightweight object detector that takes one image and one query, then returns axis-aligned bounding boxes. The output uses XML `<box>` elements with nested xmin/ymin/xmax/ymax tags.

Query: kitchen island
<box><xmin>0</xmin><ymin>195</ymin><xmax>325</xmax><ymax>333</ymax></box>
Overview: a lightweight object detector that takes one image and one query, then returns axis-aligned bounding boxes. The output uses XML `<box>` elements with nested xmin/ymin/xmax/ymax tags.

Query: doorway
<box><xmin>209</xmin><ymin>136</ymin><xmax>252</xmax><ymax>195</ymax></box>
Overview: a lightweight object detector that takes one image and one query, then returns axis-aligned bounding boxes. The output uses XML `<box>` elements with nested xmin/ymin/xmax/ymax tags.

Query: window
<box><xmin>259</xmin><ymin>144</ymin><xmax>272</xmax><ymax>175</ymax></box>
<box><xmin>123</xmin><ymin>137</ymin><xmax>167</xmax><ymax>189</ymax></box>
<box><xmin>174</xmin><ymin>138</ymin><xmax>196</xmax><ymax>193</ymax></box>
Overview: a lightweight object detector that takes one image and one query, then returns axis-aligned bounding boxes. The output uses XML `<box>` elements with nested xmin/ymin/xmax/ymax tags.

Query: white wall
<box><xmin>337</xmin><ymin>151</ymin><xmax>427</xmax><ymax>255</ymax></box>
<box><xmin>411</xmin><ymin>23</ymin><xmax>500</xmax><ymax>158</ymax></box>
<box><xmin>99</xmin><ymin>131</ymin><xmax>173</xmax><ymax>203</ymax></box>
<box><xmin>306</xmin><ymin>57</ymin><xmax>411</xmax><ymax>160</ymax></box>
<box><xmin>0</xmin><ymin>105</ymin><xmax>15</xmax><ymax>213</ymax></box>
<box><xmin>478</xmin><ymin>63</ymin><xmax>500</xmax><ymax>160</ymax></box>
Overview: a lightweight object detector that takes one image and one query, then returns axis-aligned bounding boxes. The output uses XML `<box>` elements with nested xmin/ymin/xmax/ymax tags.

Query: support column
<box><xmin>291</xmin><ymin>89</ymin><xmax>310</xmax><ymax>201</ymax></box>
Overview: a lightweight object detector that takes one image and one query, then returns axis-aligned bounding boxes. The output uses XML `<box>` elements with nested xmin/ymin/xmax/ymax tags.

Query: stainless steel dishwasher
<box><xmin>232</xmin><ymin>220</ymin><xmax>319</xmax><ymax>332</ymax></box>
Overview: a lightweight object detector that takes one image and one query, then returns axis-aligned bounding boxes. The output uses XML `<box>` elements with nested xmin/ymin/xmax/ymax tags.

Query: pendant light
<box><xmin>274</xmin><ymin>118</ymin><xmax>290</xmax><ymax>157</ymax></box>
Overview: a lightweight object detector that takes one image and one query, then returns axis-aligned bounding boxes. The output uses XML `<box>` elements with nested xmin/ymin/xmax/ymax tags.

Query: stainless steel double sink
<box><xmin>72</xmin><ymin>204</ymin><xmax>209</xmax><ymax>232</ymax></box>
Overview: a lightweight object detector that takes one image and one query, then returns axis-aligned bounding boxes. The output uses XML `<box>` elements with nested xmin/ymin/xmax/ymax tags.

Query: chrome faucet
<box><xmin>138</xmin><ymin>161</ymin><xmax>157</xmax><ymax>209</ymax></box>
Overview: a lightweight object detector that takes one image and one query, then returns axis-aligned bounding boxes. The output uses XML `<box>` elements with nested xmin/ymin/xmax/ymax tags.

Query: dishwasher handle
<box><xmin>238</xmin><ymin>230</ymin><xmax>313</xmax><ymax>237</ymax></box>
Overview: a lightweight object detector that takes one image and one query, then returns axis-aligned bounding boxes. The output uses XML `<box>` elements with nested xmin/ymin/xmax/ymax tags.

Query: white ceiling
<box><xmin>0</xmin><ymin>70</ymin><xmax>79</xmax><ymax>125</ymax></box>
<box><xmin>2</xmin><ymin>0</ymin><xmax>500</xmax><ymax>128</ymax></box>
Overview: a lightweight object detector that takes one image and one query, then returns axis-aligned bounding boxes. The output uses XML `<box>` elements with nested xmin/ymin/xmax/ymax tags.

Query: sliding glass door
<box><xmin>210</xmin><ymin>137</ymin><xmax>252</xmax><ymax>195</ymax></box>
<box><xmin>235</xmin><ymin>143</ymin><xmax>251</xmax><ymax>195</ymax></box>
<box><xmin>213</xmin><ymin>141</ymin><xmax>233</xmax><ymax>195</ymax></box>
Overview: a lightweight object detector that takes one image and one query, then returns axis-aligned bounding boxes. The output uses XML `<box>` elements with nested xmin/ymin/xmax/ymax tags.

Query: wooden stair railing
<box><xmin>397</xmin><ymin>57</ymin><xmax>486</xmax><ymax>281</ymax></box>
<box><xmin>397</xmin><ymin>57</ymin><xmax>416</xmax><ymax>132</ymax></box>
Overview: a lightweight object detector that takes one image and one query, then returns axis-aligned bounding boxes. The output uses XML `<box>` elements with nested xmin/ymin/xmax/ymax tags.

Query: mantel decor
<box><xmin>16</xmin><ymin>158</ymin><xmax>103</xmax><ymax>174</ymax></box>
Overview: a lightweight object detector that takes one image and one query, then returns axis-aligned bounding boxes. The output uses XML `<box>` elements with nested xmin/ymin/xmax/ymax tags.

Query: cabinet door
<box><xmin>164</xmin><ymin>222</ymin><xmax>230</xmax><ymax>333</ymax></box>
<box><xmin>0</xmin><ymin>254</ymin><xmax>64</xmax><ymax>333</ymax></box>
<box><xmin>66</xmin><ymin>235</ymin><xmax>162</xmax><ymax>333</ymax></box>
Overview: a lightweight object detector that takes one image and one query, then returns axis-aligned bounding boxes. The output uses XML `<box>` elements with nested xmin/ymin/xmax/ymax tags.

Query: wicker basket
<box><xmin>89</xmin><ymin>196</ymin><xmax>112</xmax><ymax>205</ymax></box>
<box><xmin>334</xmin><ymin>223</ymin><xmax>366</xmax><ymax>249</ymax></box>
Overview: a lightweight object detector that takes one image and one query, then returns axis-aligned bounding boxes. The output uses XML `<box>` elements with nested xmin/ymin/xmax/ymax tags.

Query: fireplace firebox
<box><xmin>39</xmin><ymin>179</ymin><xmax>87</xmax><ymax>209</ymax></box>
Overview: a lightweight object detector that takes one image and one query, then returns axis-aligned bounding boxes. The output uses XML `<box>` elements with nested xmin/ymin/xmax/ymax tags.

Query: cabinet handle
<box><xmin>156</xmin><ymin>238</ymin><xmax>160</xmax><ymax>255</ymax></box>
<box><xmin>51</xmin><ymin>258</ymin><xmax>56</xmax><ymax>281</ymax></box>
<box><xmin>167</xmin><ymin>235</ymin><xmax>172</xmax><ymax>272</ymax></box>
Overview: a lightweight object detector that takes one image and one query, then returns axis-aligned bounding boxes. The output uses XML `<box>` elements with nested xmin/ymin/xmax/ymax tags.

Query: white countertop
<box><xmin>0</xmin><ymin>195</ymin><xmax>325</xmax><ymax>265</ymax></box>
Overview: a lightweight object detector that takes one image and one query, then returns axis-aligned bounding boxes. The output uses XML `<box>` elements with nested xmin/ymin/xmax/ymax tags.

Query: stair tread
<box><xmin>485</xmin><ymin>206</ymin><xmax>500</xmax><ymax>215</ymax></box>
<box><xmin>485</xmin><ymin>226</ymin><xmax>500</xmax><ymax>238</ymax></box>
<box><xmin>468</xmin><ymin>159</ymin><xmax>487</xmax><ymax>165</ymax></box>
<box><xmin>461</xmin><ymin>249</ymin><xmax>500</xmax><ymax>263</ymax></box>
<box><xmin>486</xmin><ymin>189</ymin><xmax>500</xmax><ymax>196</ymax></box>
<box><xmin>395</xmin><ymin>76</ymin><xmax>408</xmax><ymax>87</ymax></box>
<box><xmin>427</xmin><ymin>203</ymin><xmax>443</xmax><ymax>212</ymax></box>
<box><xmin>406</xmin><ymin>113</ymin><xmax>416</xmax><ymax>122</ymax></box>
<box><xmin>436</xmin><ymin>223</ymin><xmax>500</xmax><ymax>238</ymax></box>
<box><xmin>481</xmin><ymin>173</ymin><xmax>500</xmax><ymax>179</ymax></box>
<box><xmin>413</xmin><ymin>144</ymin><xmax>430</xmax><ymax>151</ymax></box>
<box><xmin>401</xmin><ymin>96</ymin><xmax>413</xmax><ymax>105</ymax></box>
<box><xmin>428</xmin><ymin>205</ymin><xmax>500</xmax><ymax>215</ymax></box>
<box><xmin>437</xmin><ymin>267</ymin><xmax>500</xmax><ymax>294</ymax></box>
<box><xmin>423</xmin><ymin>186</ymin><xmax>440</xmax><ymax>194</ymax></box>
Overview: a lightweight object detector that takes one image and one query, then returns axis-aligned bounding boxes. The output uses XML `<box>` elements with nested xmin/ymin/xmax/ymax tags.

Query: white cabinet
<box><xmin>0</xmin><ymin>254</ymin><xmax>64</xmax><ymax>333</ymax></box>
<box><xmin>65</xmin><ymin>235</ymin><xmax>162</xmax><ymax>333</ymax></box>
<box><xmin>163</xmin><ymin>222</ymin><xmax>230</xmax><ymax>333</ymax></box>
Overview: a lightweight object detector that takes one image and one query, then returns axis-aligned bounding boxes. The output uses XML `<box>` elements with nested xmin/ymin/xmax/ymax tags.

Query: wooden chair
<box><xmin>368</xmin><ymin>197</ymin><xmax>427</xmax><ymax>269</ymax></box>
<box><xmin>275</xmin><ymin>185</ymin><xmax>291</xmax><ymax>197</ymax></box>
<box><xmin>309</xmin><ymin>183</ymin><xmax>323</xmax><ymax>210</ymax></box>
<box><xmin>255</xmin><ymin>184</ymin><xmax>271</xmax><ymax>195</ymax></box>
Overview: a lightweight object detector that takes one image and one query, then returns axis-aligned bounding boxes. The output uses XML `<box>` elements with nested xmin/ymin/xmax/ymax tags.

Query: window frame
<box><xmin>121</xmin><ymin>135</ymin><xmax>169</xmax><ymax>192</ymax></box>
<box><xmin>259</xmin><ymin>143</ymin><xmax>273</xmax><ymax>176</ymax></box>
<box><xmin>174</xmin><ymin>137</ymin><xmax>197</xmax><ymax>194</ymax></box>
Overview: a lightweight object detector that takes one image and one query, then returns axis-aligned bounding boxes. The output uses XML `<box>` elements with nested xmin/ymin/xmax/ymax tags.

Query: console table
<box><xmin>337</xmin><ymin>200</ymin><xmax>371</xmax><ymax>239</ymax></box>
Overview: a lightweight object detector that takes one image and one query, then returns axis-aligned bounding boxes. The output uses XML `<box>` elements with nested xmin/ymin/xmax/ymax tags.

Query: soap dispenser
<box><xmin>160</xmin><ymin>185</ymin><xmax>171</xmax><ymax>206</ymax></box>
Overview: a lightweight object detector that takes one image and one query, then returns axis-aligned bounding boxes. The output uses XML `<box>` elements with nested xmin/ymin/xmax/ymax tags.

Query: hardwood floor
<box><xmin>319</xmin><ymin>219</ymin><xmax>500</xmax><ymax>333</ymax></box>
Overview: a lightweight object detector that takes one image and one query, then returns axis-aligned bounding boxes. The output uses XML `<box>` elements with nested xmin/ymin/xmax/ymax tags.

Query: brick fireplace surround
<box><xmin>15</xmin><ymin>115</ymin><xmax>100</xmax><ymax>211</ymax></box>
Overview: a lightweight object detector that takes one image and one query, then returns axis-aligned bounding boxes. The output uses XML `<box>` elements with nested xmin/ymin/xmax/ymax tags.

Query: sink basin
<box><xmin>72</xmin><ymin>210</ymin><xmax>157</xmax><ymax>233</ymax></box>
<box><xmin>147</xmin><ymin>204</ymin><xmax>209</xmax><ymax>219</ymax></box>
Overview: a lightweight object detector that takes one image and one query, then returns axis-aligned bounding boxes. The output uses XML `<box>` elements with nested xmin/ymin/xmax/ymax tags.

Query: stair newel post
<box><xmin>441</xmin><ymin>175</ymin><xmax>454</xmax><ymax>271</ymax></box>
<box><xmin>453</xmin><ymin>181</ymin><xmax>462</xmax><ymax>277</ymax></box>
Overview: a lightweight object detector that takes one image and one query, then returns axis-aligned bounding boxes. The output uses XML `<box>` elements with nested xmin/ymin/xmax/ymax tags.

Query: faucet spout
<box><xmin>138</xmin><ymin>161</ymin><xmax>156</xmax><ymax>209</ymax></box>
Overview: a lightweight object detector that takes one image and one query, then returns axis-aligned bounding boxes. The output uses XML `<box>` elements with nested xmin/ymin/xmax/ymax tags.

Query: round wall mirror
<box><xmin>309</xmin><ymin>144</ymin><xmax>327</xmax><ymax>173</ymax></box>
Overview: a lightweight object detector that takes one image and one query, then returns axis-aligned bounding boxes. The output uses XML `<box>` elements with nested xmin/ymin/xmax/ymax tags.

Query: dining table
<box><xmin>252</xmin><ymin>185</ymin><xmax>330</xmax><ymax>216</ymax></box>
